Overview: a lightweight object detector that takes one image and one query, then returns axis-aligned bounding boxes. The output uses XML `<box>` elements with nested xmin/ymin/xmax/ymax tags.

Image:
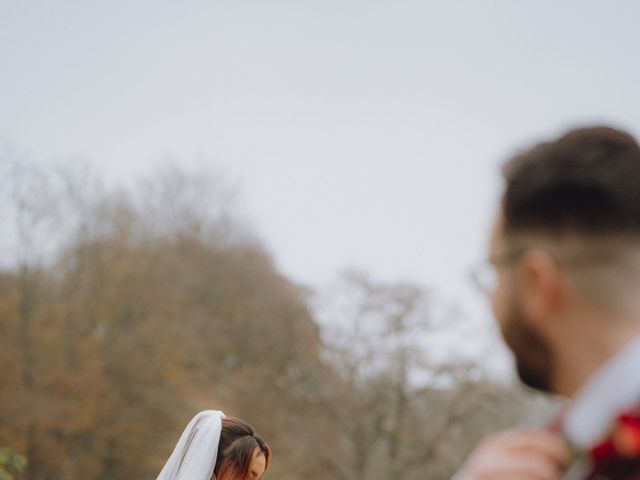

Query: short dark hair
<box><xmin>502</xmin><ymin>126</ymin><xmax>640</xmax><ymax>237</ymax></box>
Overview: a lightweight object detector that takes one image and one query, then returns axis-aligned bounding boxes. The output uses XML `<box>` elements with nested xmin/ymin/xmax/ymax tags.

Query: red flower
<box><xmin>613</xmin><ymin>413</ymin><xmax>640</xmax><ymax>458</ymax></box>
<box><xmin>590</xmin><ymin>410</ymin><xmax>640</xmax><ymax>465</ymax></box>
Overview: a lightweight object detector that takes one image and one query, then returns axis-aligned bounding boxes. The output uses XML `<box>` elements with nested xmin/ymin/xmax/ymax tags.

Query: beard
<box><xmin>501</xmin><ymin>290</ymin><xmax>555</xmax><ymax>393</ymax></box>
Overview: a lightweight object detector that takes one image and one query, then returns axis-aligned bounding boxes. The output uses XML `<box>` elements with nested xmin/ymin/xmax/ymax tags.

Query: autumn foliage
<box><xmin>0</xmin><ymin>156</ymin><xmax>556</xmax><ymax>480</ymax></box>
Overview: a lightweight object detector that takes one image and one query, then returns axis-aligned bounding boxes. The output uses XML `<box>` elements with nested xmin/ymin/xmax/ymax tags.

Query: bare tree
<box><xmin>315</xmin><ymin>270</ymin><xmax>560</xmax><ymax>480</ymax></box>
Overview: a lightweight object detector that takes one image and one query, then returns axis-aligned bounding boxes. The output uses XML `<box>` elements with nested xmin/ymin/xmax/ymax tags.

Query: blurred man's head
<box><xmin>490</xmin><ymin>126</ymin><xmax>640</xmax><ymax>396</ymax></box>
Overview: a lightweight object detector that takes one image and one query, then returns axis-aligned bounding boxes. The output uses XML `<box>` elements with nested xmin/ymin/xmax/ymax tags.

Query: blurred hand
<box><xmin>453</xmin><ymin>427</ymin><xmax>571</xmax><ymax>480</ymax></box>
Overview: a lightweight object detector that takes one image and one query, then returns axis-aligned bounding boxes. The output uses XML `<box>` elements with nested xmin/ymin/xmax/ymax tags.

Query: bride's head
<box><xmin>212</xmin><ymin>417</ymin><xmax>271</xmax><ymax>480</ymax></box>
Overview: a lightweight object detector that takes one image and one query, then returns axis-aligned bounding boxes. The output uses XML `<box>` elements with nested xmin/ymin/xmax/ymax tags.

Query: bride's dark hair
<box><xmin>212</xmin><ymin>417</ymin><xmax>271</xmax><ymax>480</ymax></box>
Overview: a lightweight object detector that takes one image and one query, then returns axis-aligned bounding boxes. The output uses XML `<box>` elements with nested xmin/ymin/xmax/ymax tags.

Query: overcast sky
<box><xmin>2</xmin><ymin>1</ymin><xmax>640</xmax><ymax>367</ymax></box>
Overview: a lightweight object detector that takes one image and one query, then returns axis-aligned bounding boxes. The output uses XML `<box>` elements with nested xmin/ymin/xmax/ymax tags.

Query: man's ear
<box><xmin>519</xmin><ymin>249</ymin><xmax>564</xmax><ymax>327</ymax></box>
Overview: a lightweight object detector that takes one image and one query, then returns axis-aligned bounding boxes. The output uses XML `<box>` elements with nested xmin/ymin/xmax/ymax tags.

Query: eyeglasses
<box><xmin>469</xmin><ymin>246</ymin><xmax>531</xmax><ymax>296</ymax></box>
<box><xmin>470</xmin><ymin>242</ymin><xmax>621</xmax><ymax>296</ymax></box>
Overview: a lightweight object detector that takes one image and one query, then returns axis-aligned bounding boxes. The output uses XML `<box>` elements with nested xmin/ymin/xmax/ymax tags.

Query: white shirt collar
<box><xmin>563</xmin><ymin>334</ymin><xmax>640</xmax><ymax>449</ymax></box>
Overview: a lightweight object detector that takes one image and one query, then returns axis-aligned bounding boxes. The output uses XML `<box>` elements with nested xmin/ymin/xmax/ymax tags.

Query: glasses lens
<box><xmin>471</xmin><ymin>263</ymin><xmax>497</xmax><ymax>295</ymax></box>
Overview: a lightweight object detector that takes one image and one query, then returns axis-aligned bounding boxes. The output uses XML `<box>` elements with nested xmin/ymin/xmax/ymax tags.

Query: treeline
<box><xmin>0</xmin><ymin>154</ymin><xmax>557</xmax><ymax>480</ymax></box>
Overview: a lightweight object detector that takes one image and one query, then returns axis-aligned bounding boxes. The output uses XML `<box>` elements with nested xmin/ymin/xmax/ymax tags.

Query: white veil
<box><xmin>156</xmin><ymin>410</ymin><xmax>226</xmax><ymax>480</ymax></box>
